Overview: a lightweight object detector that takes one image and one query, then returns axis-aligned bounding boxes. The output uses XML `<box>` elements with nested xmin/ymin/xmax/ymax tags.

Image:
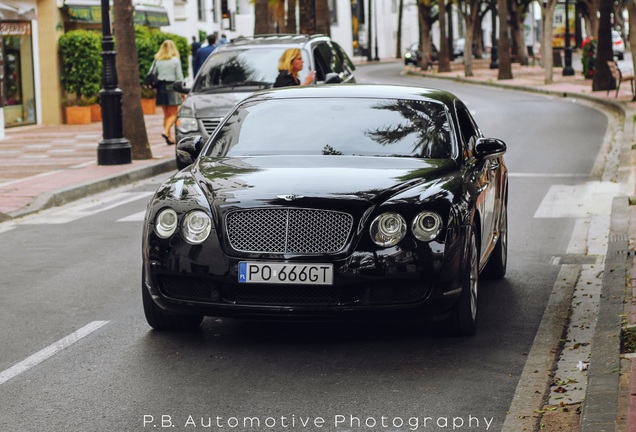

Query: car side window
<box><xmin>331</xmin><ymin>41</ymin><xmax>355</xmax><ymax>77</ymax></box>
<box><xmin>313</xmin><ymin>42</ymin><xmax>336</xmax><ymax>82</ymax></box>
<box><xmin>455</xmin><ymin>102</ymin><xmax>479</xmax><ymax>159</ymax></box>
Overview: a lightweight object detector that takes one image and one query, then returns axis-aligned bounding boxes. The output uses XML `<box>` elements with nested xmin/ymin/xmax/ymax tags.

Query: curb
<box><xmin>4</xmin><ymin>158</ymin><xmax>176</xmax><ymax>221</ymax></box>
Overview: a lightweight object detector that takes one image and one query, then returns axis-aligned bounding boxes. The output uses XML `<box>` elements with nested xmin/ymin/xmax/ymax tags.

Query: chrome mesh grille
<box><xmin>226</xmin><ymin>208</ymin><xmax>353</xmax><ymax>254</ymax></box>
<box><xmin>201</xmin><ymin>118</ymin><xmax>222</xmax><ymax>136</ymax></box>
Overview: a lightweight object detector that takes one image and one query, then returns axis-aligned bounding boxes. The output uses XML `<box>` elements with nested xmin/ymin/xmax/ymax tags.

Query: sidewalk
<box><xmin>0</xmin><ymin>112</ymin><xmax>176</xmax><ymax>221</ymax></box>
<box><xmin>1</xmin><ymin>58</ymin><xmax>636</xmax><ymax>432</ymax></box>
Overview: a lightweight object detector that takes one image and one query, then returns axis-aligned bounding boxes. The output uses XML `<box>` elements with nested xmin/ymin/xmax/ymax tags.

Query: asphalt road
<box><xmin>0</xmin><ymin>63</ymin><xmax>612</xmax><ymax>432</ymax></box>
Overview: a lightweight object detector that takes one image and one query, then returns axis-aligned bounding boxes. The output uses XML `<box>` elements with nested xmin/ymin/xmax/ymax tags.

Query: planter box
<box><xmin>64</xmin><ymin>105</ymin><xmax>91</xmax><ymax>125</ymax></box>
<box><xmin>141</xmin><ymin>98</ymin><xmax>157</xmax><ymax>115</ymax></box>
<box><xmin>90</xmin><ymin>104</ymin><xmax>101</xmax><ymax>122</ymax></box>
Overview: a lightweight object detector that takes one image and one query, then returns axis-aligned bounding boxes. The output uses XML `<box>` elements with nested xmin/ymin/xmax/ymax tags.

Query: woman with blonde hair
<box><xmin>149</xmin><ymin>39</ymin><xmax>184</xmax><ymax>145</ymax></box>
<box><xmin>273</xmin><ymin>48</ymin><xmax>315</xmax><ymax>88</ymax></box>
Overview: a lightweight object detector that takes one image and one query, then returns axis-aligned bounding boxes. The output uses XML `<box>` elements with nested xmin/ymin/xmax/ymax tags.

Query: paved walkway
<box><xmin>0</xmin><ymin>111</ymin><xmax>175</xmax><ymax>221</ymax></box>
<box><xmin>2</xmin><ymin>57</ymin><xmax>636</xmax><ymax>432</ymax></box>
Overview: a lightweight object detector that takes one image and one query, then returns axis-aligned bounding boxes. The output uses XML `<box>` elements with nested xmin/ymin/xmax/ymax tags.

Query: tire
<box><xmin>482</xmin><ymin>202</ymin><xmax>508</xmax><ymax>280</ymax></box>
<box><xmin>449</xmin><ymin>224</ymin><xmax>479</xmax><ymax>336</ymax></box>
<box><xmin>142</xmin><ymin>277</ymin><xmax>204</xmax><ymax>331</ymax></box>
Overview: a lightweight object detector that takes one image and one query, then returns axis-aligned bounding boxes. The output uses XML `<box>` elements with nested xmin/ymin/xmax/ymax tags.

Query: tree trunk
<box><xmin>396</xmin><ymin>0</ymin><xmax>403</xmax><ymax>59</ymax></box>
<box><xmin>418</xmin><ymin>2</ymin><xmax>433</xmax><ymax>70</ymax></box>
<box><xmin>113</xmin><ymin>0</ymin><xmax>151</xmax><ymax>160</ymax></box>
<box><xmin>315</xmin><ymin>0</ymin><xmax>330</xmax><ymax>36</ymax></box>
<box><xmin>509</xmin><ymin>0</ymin><xmax>528</xmax><ymax>65</ymax></box>
<box><xmin>497</xmin><ymin>0</ymin><xmax>513</xmax><ymax>79</ymax></box>
<box><xmin>438</xmin><ymin>0</ymin><xmax>451</xmax><ymax>72</ymax></box>
<box><xmin>299</xmin><ymin>0</ymin><xmax>316</xmax><ymax>35</ymax></box>
<box><xmin>592</xmin><ymin>0</ymin><xmax>613</xmax><ymax>91</ymax></box>
<box><xmin>627</xmin><ymin>1</ymin><xmax>636</xmax><ymax>101</ymax></box>
<box><xmin>541</xmin><ymin>0</ymin><xmax>558</xmax><ymax>84</ymax></box>
<box><xmin>254</xmin><ymin>0</ymin><xmax>270</xmax><ymax>34</ymax></box>
<box><xmin>459</xmin><ymin>0</ymin><xmax>480</xmax><ymax>77</ymax></box>
<box><xmin>286</xmin><ymin>0</ymin><xmax>297</xmax><ymax>33</ymax></box>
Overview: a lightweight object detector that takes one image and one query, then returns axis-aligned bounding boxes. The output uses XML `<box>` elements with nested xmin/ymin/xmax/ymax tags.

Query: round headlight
<box><xmin>155</xmin><ymin>208</ymin><xmax>178</xmax><ymax>238</ymax></box>
<box><xmin>412</xmin><ymin>211</ymin><xmax>443</xmax><ymax>242</ymax></box>
<box><xmin>370</xmin><ymin>212</ymin><xmax>406</xmax><ymax>247</ymax></box>
<box><xmin>182</xmin><ymin>210</ymin><xmax>212</xmax><ymax>244</ymax></box>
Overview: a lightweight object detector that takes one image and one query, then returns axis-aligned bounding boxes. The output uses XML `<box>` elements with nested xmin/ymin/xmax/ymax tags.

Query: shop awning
<box><xmin>133</xmin><ymin>4</ymin><xmax>169</xmax><ymax>27</ymax></box>
<box><xmin>0</xmin><ymin>0</ymin><xmax>36</xmax><ymax>20</ymax></box>
<box><xmin>62</xmin><ymin>0</ymin><xmax>169</xmax><ymax>27</ymax></box>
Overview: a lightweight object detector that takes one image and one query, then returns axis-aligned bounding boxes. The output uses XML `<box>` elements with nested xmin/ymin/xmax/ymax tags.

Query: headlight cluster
<box><xmin>176</xmin><ymin>117</ymin><xmax>198</xmax><ymax>133</ymax></box>
<box><xmin>370</xmin><ymin>211</ymin><xmax>443</xmax><ymax>247</ymax></box>
<box><xmin>154</xmin><ymin>208</ymin><xmax>212</xmax><ymax>244</ymax></box>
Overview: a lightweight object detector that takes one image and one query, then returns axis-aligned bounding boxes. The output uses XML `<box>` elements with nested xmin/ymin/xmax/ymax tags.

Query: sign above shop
<box><xmin>61</xmin><ymin>0</ymin><xmax>169</xmax><ymax>27</ymax></box>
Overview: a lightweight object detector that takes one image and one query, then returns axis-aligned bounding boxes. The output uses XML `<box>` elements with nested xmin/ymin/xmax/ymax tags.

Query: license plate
<box><xmin>238</xmin><ymin>262</ymin><xmax>333</xmax><ymax>285</ymax></box>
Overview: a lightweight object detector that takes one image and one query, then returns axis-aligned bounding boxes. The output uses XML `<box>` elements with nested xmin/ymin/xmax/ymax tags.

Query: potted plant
<box><xmin>58</xmin><ymin>29</ymin><xmax>102</xmax><ymax>124</ymax></box>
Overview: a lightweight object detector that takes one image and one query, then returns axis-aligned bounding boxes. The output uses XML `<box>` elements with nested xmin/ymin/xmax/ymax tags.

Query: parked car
<box><xmin>142</xmin><ymin>84</ymin><xmax>509</xmax><ymax>336</ymax></box>
<box><xmin>453</xmin><ymin>38</ymin><xmax>480</xmax><ymax>58</ymax></box>
<box><xmin>403</xmin><ymin>42</ymin><xmax>438</xmax><ymax>65</ymax></box>
<box><xmin>173</xmin><ymin>33</ymin><xmax>356</xmax><ymax>163</ymax></box>
<box><xmin>612</xmin><ymin>30</ymin><xmax>625</xmax><ymax>60</ymax></box>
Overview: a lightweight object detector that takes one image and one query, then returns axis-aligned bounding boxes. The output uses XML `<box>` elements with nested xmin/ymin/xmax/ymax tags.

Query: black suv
<box><xmin>173</xmin><ymin>34</ymin><xmax>356</xmax><ymax>153</ymax></box>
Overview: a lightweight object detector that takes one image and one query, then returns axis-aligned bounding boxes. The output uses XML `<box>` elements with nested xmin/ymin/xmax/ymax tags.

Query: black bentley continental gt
<box><xmin>142</xmin><ymin>84</ymin><xmax>508</xmax><ymax>336</ymax></box>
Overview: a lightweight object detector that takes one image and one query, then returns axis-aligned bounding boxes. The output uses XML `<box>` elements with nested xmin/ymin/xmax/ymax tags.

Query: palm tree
<box><xmin>254</xmin><ymin>0</ymin><xmax>270</xmax><ymax>34</ymax></box>
<box><xmin>113</xmin><ymin>0</ymin><xmax>152</xmax><ymax>159</ymax></box>
<box><xmin>315</xmin><ymin>0</ymin><xmax>330</xmax><ymax>36</ymax></box>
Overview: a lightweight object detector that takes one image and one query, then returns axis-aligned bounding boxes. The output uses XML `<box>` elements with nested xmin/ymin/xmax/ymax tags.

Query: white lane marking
<box><xmin>117</xmin><ymin>210</ymin><xmax>146</xmax><ymax>222</ymax></box>
<box><xmin>20</xmin><ymin>191</ymin><xmax>153</xmax><ymax>224</ymax></box>
<box><xmin>534</xmin><ymin>182</ymin><xmax>621</xmax><ymax>218</ymax></box>
<box><xmin>0</xmin><ymin>321</ymin><xmax>109</xmax><ymax>385</ymax></box>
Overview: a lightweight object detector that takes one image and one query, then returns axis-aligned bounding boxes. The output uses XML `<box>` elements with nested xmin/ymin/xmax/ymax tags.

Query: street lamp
<box><xmin>489</xmin><ymin>0</ymin><xmax>498</xmax><ymax>69</ymax></box>
<box><xmin>97</xmin><ymin>0</ymin><xmax>131</xmax><ymax>165</ymax></box>
<box><xmin>562</xmin><ymin>0</ymin><xmax>574</xmax><ymax>76</ymax></box>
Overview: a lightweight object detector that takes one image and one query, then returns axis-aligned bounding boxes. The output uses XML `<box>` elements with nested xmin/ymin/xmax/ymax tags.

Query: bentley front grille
<box><xmin>226</xmin><ymin>208</ymin><xmax>353</xmax><ymax>254</ymax></box>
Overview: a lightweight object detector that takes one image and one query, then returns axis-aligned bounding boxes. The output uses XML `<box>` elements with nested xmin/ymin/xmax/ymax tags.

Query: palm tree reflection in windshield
<box><xmin>365</xmin><ymin>100</ymin><xmax>452</xmax><ymax>159</ymax></box>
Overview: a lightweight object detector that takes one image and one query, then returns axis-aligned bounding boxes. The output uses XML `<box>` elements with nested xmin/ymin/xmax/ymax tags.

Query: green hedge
<box><xmin>58</xmin><ymin>29</ymin><xmax>102</xmax><ymax>105</ymax></box>
<box><xmin>58</xmin><ymin>27</ymin><xmax>189</xmax><ymax>103</ymax></box>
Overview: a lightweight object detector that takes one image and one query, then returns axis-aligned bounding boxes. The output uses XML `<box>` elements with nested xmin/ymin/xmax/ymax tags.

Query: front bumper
<box><xmin>142</xmin><ymin>236</ymin><xmax>467</xmax><ymax>321</ymax></box>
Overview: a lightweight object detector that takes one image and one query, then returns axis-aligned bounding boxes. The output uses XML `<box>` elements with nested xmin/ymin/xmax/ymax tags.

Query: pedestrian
<box><xmin>191</xmin><ymin>36</ymin><xmax>201</xmax><ymax>57</ymax></box>
<box><xmin>218</xmin><ymin>33</ymin><xmax>229</xmax><ymax>45</ymax></box>
<box><xmin>151</xmin><ymin>39</ymin><xmax>184</xmax><ymax>146</ymax></box>
<box><xmin>273</xmin><ymin>48</ymin><xmax>315</xmax><ymax>88</ymax></box>
<box><xmin>193</xmin><ymin>34</ymin><xmax>218</xmax><ymax>77</ymax></box>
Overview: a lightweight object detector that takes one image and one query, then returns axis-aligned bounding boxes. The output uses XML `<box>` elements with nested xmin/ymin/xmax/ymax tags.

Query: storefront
<box><xmin>0</xmin><ymin>0</ymin><xmax>37</xmax><ymax>128</ymax></box>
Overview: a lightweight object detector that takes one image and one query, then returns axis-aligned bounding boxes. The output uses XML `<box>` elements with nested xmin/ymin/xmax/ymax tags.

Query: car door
<box><xmin>456</xmin><ymin>102</ymin><xmax>497</xmax><ymax>263</ymax></box>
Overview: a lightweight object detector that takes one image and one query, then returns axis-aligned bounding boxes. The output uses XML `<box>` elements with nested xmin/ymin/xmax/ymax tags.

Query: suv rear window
<box><xmin>192</xmin><ymin>48</ymin><xmax>311</xmax><ymax>92</ymax></box>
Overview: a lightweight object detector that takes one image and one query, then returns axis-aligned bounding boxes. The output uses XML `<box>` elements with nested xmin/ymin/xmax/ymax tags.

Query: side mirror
<box><xmin>176</xmin><ymin>135</ymin><xmax>204</xmax><ymax>169</ymax></box>
<box><xmin>324</xmin><ymin>72</ymin><xmax>342</xmax><ymax>84</ymax></box>
<box><xmin>173</xmin><ymin>80</ymin><xmax>191</xmax><ymax>94</ymax></box>
<box><xmin>474</xmin><ymin>138</ymin><xmax>507</xmax><ymax>159</ymax></box>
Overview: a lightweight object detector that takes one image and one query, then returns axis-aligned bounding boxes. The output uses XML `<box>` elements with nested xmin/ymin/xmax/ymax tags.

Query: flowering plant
<box><xmin>581</xmin><ymin>37</ymin><xmax>597</xmax><ymax>79</ymax></box>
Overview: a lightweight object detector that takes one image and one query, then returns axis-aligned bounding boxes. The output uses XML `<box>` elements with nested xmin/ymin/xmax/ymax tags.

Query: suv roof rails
<box><xmin>234</xmin><ymin>33</ymin><xmax>326</xmax><ymax>42</ymax></box>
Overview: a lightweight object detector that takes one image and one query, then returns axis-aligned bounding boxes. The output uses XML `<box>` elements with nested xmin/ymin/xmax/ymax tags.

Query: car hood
<box><xmin>193</xmin><ymin>155</ymin><xmax>458</xmax><ymax>210</ymax></box>
<box><xmin>183</xmin><ymin>91</ymin><xmax>254</xmax><ymax>118</ymax></box>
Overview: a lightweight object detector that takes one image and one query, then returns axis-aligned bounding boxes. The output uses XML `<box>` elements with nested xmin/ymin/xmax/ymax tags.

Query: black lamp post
<box><xmin>562</xmin><ymin>0</ymin><xmax>574</xmax><ymax>76</ymax></box>
<box><xmin>97</xmin><ymin>0</ymin><xmax>131</xmax><ymax>165</ymax></box>
<box><xmin>489</xmin><ymin>0</ymin><xmax>498</xmax><ymax>69</ymax></box>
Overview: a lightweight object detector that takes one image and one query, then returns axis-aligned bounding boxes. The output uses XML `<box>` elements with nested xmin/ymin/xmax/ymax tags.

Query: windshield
<box><xmin>205</xmin><ymin>97</ymin><xmax>455</xmax><ymax>159</ymax></box>
<box><xmin>192</xmin><ymin>48</ymin><xmax>311</xmax><ymax>92</ymax></box>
